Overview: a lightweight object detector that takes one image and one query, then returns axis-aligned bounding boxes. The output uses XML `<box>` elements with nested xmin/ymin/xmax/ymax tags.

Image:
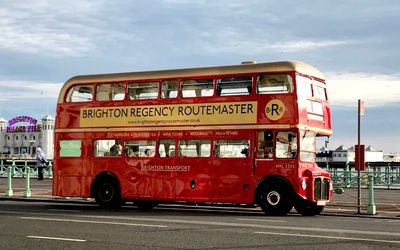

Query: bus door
<box><xmin>255</xmin><ymin>130</ymin><xmax>275</xmax><ymax>176</ymax></box>
<box><xmin>211</xmin><ymin>138</ymin><xmax>253</xmax><ymax>203</ymax></box>
<box><xmin>255</xmin><ymin>130</ymin><xmax>298</xmax><ymax>177</ymax></box>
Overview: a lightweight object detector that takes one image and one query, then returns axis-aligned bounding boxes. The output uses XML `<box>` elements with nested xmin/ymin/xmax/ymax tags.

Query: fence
<box><xmin>0</xmin><ymin>159</ymin><xmax>52</xmax><ymax>178</ymax></box>
<box><xmin>318</xmin><ymin>161</ymin><xmax>400</xmax><ymax>189</ymax></box>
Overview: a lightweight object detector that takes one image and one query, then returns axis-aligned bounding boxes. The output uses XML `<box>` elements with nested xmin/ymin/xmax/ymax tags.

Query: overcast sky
<box><xmin>1</xmin><ymin>0</ymin><xmax>399</xmax><ymax>152</ymax></box>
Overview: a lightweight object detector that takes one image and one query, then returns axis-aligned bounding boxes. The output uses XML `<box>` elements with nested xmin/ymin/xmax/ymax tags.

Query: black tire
<box><xmin>294</xmin><ymin>199</ymin><xmax>324</xmax><ymax>216</ymax></box>
<box><xmin>94</xmin><ymin>177</ymin><xmax>122</xmax><ymax>208</ymax></box>
<box><xmin>257</xmin><ymin>183</ymin><xmax>293</xmax><ymax>216</ymax></box>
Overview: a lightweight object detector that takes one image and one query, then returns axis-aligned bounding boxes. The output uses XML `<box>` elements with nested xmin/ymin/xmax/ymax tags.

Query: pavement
<box><xmin>0</xmin><ymin>177</ymin><xmax>399</xmax><ymax>219</ymax></box>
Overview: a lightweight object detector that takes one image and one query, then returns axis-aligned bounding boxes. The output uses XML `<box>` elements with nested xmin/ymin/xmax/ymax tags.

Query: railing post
<box><xmin>387</xmin><ymin>163</ymin><xmax>391</xmax><ymax>189</ymax></box>
<box><xmin>47</xmin><ymin>161</ymin><xmax>53</xmax><ymax>178</ymax></box>
<box><xmin>345</xmin><ymin>162</ymin><xmax>350</xmax><ymax>187</ymax></box>
<box><xmin>24</xmin><ymin>167</ymin><xmax>31</xmax><ymax>197</ymax></box>
<box><xmin>11</xmin><ymin>158</ymin><xmax>16</xmax><ymax>177</ymax></box>
<box><xmin>5</xmin><ymin>166</ymin><xmax>13</xmax><ymax>196</ymax></box>
<box><xmin>23</xmin><ymin>160</ymin><xmax>28</xmax><ymax>178</ymax></box>
<box><xmin>367</xmin><ymin>173</ymin><xmax>376</xmax><ymax>215</ymax></box>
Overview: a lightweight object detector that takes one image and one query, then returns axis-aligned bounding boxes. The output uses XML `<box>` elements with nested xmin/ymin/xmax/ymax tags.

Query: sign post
<box><xmin>357</xmin><ymin>100</ymin><xmax>364</xmax><ymax>214</ymax></box>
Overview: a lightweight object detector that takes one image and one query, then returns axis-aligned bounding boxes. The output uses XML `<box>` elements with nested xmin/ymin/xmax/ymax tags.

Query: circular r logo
<box><xmin>265</xmin><ymin>100</ymin><xmax>285</xmax><ymax>120</ymax></box>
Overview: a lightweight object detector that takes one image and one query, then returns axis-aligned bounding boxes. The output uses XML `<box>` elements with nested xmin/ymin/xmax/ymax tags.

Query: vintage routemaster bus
<box><xmin>53</xmin><ymin>61</ymin><xmax>332</xmax><ymax>215</ymax></box>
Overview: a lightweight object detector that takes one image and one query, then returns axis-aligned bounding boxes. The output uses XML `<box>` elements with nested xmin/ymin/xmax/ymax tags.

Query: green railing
<box><xmin>318</xmin><ymin>162</ymin><xmax>400</xmax><ymax>189</ymax></box>
<box><xmin>0</xmin><ymin>159</ymin><xmax>53</xmax><ymax>178</ymax></box>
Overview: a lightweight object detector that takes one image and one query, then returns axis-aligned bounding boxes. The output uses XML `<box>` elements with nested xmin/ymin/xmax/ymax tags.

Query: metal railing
<box><xmin>318</xmin><ymin>161</ymin><xmax>400</xmax><ymax>189</ymax></box>
<box><xmin>0</xmin><ymin>158</ymin><xmax>52</xmax><ymax>178</ymax></box>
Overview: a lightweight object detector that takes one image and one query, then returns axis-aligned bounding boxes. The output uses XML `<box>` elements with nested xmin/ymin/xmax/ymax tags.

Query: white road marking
<box><xmin>255</xmin><ymin>231</ymin><xmax>400</xmax><ymax>244</ymax></box>
<box><xmin>48</xmin><ymin>209</ymin><xmax>81</xmax><ymax>213</ymax></box>
<box><xmin>21</xmin><ymin>216</ymin><xmax>167</xmax><ymax>228</ymax></box>
<box><xmin>236</xmin><ymin>218</ymin><xmax>287</xmax><ymax>223</ymax></box>
<box><xmin>27</xmin><ymin>236</ymin><xmax>86</xmax><ymax>242</ymax></box>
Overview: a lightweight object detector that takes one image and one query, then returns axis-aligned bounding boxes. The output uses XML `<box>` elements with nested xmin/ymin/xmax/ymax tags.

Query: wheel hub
<box><xmin>266</xmin><ymin>191</ymin><xmax>281</xmax><ymax>205</ymax></box>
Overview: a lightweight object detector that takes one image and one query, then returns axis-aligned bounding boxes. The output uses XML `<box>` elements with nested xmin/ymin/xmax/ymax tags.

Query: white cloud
<box><xmin>326</xmin><ymin>73</ymin><xmax>400</xmax><ymax>108</ymax></box>
<box><xmin>0</xmin><ymin>81</ymin><xmax>62</xmax><ymax>102</ymax></box>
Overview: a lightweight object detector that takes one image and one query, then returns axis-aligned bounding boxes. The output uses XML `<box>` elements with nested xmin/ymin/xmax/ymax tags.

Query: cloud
<box><xmin>326</xmin><ymin>73</ymin><xmax>400</xmax><ymax>108</ymax></box>
<box><xmin>0</xmin><ymin>81</ymin><xmax>62</xmax><ymax>102</ymax></box>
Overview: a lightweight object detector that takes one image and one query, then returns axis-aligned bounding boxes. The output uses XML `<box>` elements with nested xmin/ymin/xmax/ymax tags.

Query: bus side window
<box><xmin>66</xmin><ymin>85</ymin><xmax>94</xmax><ymax>102</ymax></box>
<box><xmin>256</xmin><ymin>74</ymin><xmax>293</xmax><ymax>94</ymax></box>
<box><xmin>127</xmin><ymin>82</ymin><xmax>158</xmax><ymax>100</ymax></box>
<box><xmin>214</xmin><ymin>139</ymin><xmax>250</xmax><ymax>158</ymax></box>
<box><xmin>161</xmin><ymin>80</ymin><xmax>178</xmax><ymax>98</ymax></box>
<box><xmin>96</xmin><ymin>83</ymin><xmax>125</xmax><ymax>101</ymax></box>
<box><xmin>125</xmin><ymin>140</ymin><xmax>156</xmax><ymax>157</ymax></box>
<box><xmin>178</xmin><ymin>140</ymin><xmax>210</xmax><ymax>157</ymax></box>
<box><xmin>93</xmin><ymin>139</ymin><xmax>122</xmax><ymax>157</ymax></box>
<box><xmin>181</xmin><ymin>79</ymin><xmax>214</xmax><ymax>97</ymax></box>
<box><xmin>217</xmin><ymin>76</ymin><xmax>252</xmax><ymax>96</ymax></box>
<box><xmin>158</xmin><ymin>139</ymin><xmax>176</xmax><ymax>157</ymax></box>
<box><xmin>275</xmin><ymin>131</ymin><xmax>297</xmax><ymax>159</ymax></box>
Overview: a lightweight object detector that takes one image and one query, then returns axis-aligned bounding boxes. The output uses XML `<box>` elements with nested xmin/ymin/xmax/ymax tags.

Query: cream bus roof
<box><xmin>58</xmin><ymin>61</ymin><xmax>324</xmax><ymax>103</ymax></box>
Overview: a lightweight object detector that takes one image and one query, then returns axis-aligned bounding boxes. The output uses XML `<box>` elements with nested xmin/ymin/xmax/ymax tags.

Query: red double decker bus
<box><xmin>53</xmin><ymin>61</ymin><xmax>332</xmax><ymax>215</ymax></box>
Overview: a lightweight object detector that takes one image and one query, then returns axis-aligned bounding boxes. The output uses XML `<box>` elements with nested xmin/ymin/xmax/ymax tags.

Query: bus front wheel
<box><xmin>94</xmin><ymin>177</ymin><xmax>122</xmax><ymax>208</ymax></box>
<box><xmin>258</xmin><ymin>184</ymin><xmax>293</xmax><ymax>216</ymax></box>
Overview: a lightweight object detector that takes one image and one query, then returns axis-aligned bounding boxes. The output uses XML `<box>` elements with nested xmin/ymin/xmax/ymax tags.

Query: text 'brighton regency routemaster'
<box><xmin>53</xmin><ymin>61</ymin><xmax>332</xmax><ymax>215</ymax></box>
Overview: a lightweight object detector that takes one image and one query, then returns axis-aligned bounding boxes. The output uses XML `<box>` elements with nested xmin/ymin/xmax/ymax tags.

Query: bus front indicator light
<box><xmin>301</xmin><ymin>179</ymin><xmax>307</xmax><ymax>190</ymax></box>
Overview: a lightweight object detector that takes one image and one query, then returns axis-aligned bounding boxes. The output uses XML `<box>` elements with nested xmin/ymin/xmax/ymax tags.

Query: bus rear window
<box><xmin>66</xmin><ymin>85</ymin><xmax>94</xmax><ymax>102</ymax></box>
<box><xmin>181</xmin><ymin>79</ymin><xmax>214</xmax><ymax>97</ymax></box>
<box><xmin>257</xmin><ymin>74</ymin><xmax>293</xmax><ymax>94</ymax></box>
<box><xmin>96</xmin><ymin>83</ymin><xmax>125</xmax><ymax>101</ymax></box>
<box><xmin>217</xmin><ymin>76</ymin><xmax>252</xmax><ymax>96</ymax></box>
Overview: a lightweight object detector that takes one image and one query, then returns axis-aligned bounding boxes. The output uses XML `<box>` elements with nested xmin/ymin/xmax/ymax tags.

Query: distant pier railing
<box><xmin>0</xmin><ymin>158</ymin><xmax>52</xmax><ymax>178</ymax></box>
<box><xmin>318</xmin><ymin>161</ymin><xmax>400</xmax><ymax>189</ymax></box>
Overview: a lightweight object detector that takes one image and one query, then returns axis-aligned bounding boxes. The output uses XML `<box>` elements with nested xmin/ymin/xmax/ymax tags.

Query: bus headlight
<box><xmin>301</xmin><ymin>179</ymin><xmax>307</xmax><ymax>190</ymax></box>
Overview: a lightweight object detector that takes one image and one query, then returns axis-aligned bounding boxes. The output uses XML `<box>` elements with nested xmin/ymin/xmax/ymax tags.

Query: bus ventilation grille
<box><xmin>313</xmin><ymin>177</ymin><xmax>330</xmax><ymax>200</ymax></box>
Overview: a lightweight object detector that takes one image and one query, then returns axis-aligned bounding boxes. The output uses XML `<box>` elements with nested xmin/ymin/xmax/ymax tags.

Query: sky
<box><xmin>0</xmin><ymin>0</ymin><xmax>399</xmax><ymax>153</ymax></box>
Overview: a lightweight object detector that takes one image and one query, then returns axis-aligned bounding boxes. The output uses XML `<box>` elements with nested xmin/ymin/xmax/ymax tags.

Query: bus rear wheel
<box><xmin>258</xmin><ymin>184</ymin><xmax>293</xmax><ymax>216</ymax></box>
<box><xmin>294</xmin><ymin>200</ymin><xmax>324</xmax><ymax>216</ymax></box>
<box><xmin>94</xmin><ymin>177</ymin><xmax>122</xmax><ymax>208</ymax></box>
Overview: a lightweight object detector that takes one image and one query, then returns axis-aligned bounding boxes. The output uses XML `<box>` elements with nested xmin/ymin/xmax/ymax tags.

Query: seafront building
<box><xmin>317</xmin><ymin>145</ymin><xmax>399</xmax><ymax>163</ymax></box>
<box><xmin>0</xmin><ymin>115</ymin><xmax>54</xmax><ymax>159</ymax></box>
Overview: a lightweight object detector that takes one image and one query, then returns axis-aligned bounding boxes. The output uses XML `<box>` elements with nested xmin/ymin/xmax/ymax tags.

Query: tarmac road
<box><xmin>0</xmin><ymin>178</ymin><xmax>399</xmax><ymax>218</ymax></box>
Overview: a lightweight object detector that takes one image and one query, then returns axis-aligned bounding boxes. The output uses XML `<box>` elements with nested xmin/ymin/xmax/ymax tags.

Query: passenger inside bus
<box><xmin>109</xmin><ymin>139</ymin><xmax>122</xmax><ymax>156</ymax></box>
<box><xmin>144</xmin><ymin>148</ymin><xmax>153</xmax><ymax>157</ymax></box>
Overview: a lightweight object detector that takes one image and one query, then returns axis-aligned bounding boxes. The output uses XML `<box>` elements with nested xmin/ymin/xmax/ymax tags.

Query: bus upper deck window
<box><xmin>66</xmin><ymin>85</ymin><xmax>94</xmax><ymax>102</ymax></box>
<box><xmin>161</xmin><ymin>80</ymin><xmax>178</xmax><ymax>98</ymax></box>
<box><xmin>181</xmin><ymin>79</ymin><xmax>214</xmax><ymax>97</ymax></box>
<box><xmin>296</xmin><ymin>75</ymin><xmax>312</xmax><ymax>97</ymax></box>
<box><xmin>312</xmin><ymin>80</ymin><xmax>327</xmax><ymax>100</ymax></box>
<box><xmin>128</xmin><ymin>82</ymin><xmax>158</xmax><ymax>100</ymax></box>
<box><xmin>256</xmin><ymin>74</ymin><xmax>293</xmax><ymax>94</ymax></box>
<box><xmin>96</xmin><ymin>83</ymin><xmax>125</xmax><ymax>101</ymax></box>
<box><xmin>217</xmin><ymin>76</ymin><xmax>252</xmax><ymax>96</ymax></box>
